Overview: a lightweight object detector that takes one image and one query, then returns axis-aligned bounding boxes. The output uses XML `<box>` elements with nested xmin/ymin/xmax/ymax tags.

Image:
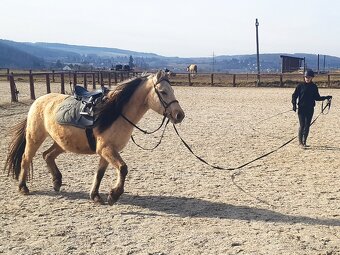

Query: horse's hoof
<box><xmin>53</xmin><ymin>180</ymin><xmax>62</xmax><ymax>192</ymax></box>
<box><xmin>91</xmin><ymin>193</ymin><xmax>105</xmax><ymax>205</ymax></box>
<box><xmin>19</xmin><ymin>185</ymin><xmax>29</xmax><ymax>195</ymax></box>
<box><xmin>107</xmin><ymin>194</ymin><xmax>118</xmax><ymax>206</ymax></box>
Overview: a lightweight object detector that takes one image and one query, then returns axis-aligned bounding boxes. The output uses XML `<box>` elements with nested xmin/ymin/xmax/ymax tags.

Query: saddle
<box><xmin>74</xmin><ymin>85</ymin><xmax>107</xmax><ymax>116</ymax></box>
<box><xmin>56</xmin><ymin>85</ymin><xmax>107</xmax><ymax>129</ymax></box>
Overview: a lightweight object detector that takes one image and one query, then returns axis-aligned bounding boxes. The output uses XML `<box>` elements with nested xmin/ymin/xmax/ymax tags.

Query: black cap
<box><xmin>304</xmin><ymin>69</ymin><xmax>315</xmax><ymax>77</ymax></box>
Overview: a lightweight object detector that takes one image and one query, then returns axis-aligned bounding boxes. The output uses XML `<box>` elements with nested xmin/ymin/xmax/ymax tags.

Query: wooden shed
<box><xmin>280</xmin><ymin>55</ymin><xmax>305</xmax><ymax>73</ymax></box>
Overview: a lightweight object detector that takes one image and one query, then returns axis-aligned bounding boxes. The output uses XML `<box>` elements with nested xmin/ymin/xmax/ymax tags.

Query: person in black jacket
<box><xmin>292</xmin><ymin>69</ymin><xmax>332</xmax><ymax>147</ymax></box>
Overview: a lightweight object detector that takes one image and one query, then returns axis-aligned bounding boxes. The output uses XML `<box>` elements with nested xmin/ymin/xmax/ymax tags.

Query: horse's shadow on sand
<box><xmin>120</xmin><ymin>194</ymin><xmax>340</xmax><ymax>227</ymax></box>
<box><xmin>33</xmin><ymin>190</ymin><xmax>340</xmax><ymax>227</ymax></box>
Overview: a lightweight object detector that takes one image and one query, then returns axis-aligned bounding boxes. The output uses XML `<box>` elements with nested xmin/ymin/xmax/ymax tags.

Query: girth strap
<box><xmin>85</xmin><ymin>128</ymin><xmax>96</xmax><ymax>151</ymax></box>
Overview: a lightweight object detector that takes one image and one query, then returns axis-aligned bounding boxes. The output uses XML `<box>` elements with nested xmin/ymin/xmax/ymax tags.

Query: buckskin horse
<box><xmin>4</xmin><ymin>70</ymin><xmax>185</xmax><ymax>205</ymax></box>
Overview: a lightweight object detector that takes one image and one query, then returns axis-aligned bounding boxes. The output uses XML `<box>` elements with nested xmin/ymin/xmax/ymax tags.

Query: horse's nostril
<box><xmin>176</xmin><ymin>112</ymin><xmax>184</xmax><ymax>122</ymax></box>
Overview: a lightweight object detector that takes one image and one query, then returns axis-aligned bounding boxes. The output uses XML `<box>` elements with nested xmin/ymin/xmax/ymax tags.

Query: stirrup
<box><xmin>80</xmin><ymin>103</ymin><xmax>94</xmax><ymax>116</ymax></box>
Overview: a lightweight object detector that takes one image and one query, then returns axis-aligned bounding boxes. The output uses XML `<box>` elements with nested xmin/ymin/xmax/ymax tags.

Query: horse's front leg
<box><xmin>100</xmin><ymin>146</ymin><xmax>128</xmax><ymax>206</ymax></box>
<box><xmin>90</xmin><ymin>157</ymin><xmax>108</xmax><ymax>205</ymax></box>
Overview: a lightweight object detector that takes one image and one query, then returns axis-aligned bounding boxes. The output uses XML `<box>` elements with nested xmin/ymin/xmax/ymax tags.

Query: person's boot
<box><xmin>302</xmin><ymin>135</ymin><xmax>310</xmax><ymax>148</ymax></box>
<box><xmin>298</xmin><ymin>132</ymin><xmax>304</xmax><ymax>147</ymax></box>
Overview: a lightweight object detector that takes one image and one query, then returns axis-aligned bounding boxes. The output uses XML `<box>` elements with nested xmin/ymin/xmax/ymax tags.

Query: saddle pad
<box><xmin>56</xmin><ymin>96</ymin><xmax>95</xmax><ymax>128</ymax></box>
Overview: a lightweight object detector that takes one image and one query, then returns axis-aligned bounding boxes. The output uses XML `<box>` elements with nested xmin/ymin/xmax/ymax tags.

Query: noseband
<box><xmin>153</xmin><ymin>78</ymin><xmax>179</xmax><ymax>116</ymax></box>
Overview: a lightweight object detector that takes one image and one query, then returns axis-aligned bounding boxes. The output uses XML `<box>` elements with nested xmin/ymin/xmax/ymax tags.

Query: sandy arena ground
<box><xmin>0</xmin><ymin>81</ymin><xmax>339</xmax><ymax>255</ymax></box>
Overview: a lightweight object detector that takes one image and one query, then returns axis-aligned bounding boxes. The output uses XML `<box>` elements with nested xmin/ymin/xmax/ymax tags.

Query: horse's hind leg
<box><xmin>43</xmin><ymin>142</ymin><xmax>64</xmax><ymax>191</ymax></box>
<box><xmin>90</xmin><ymin>157</ymin><xmax>108</xmax><ymax>204</ymax></box>
<box><xmin>19</xmin><ymin>134</ymin><xmax>46</xmax><ymax>194</ymax></box>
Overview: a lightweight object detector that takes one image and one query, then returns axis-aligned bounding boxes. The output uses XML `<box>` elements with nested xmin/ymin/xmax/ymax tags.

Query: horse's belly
<box><xmin>50</xmin><ymin>125</ymin><xmax>95</xmax><ymax>154</ymax></box>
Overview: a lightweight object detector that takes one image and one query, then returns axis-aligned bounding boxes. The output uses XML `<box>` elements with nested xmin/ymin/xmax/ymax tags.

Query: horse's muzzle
<box><xmin>170</xmin><ymin>110</ymin><xmax>185</xmax><ymax>124</ymax></box>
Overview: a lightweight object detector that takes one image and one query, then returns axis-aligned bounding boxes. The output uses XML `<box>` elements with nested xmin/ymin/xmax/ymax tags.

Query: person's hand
<box><xmin>293</xmin><ymin>105</ymin><xmax>297</xmax><ymax>112</ymax></box>
<box><xmin>326</xmin><ymin>95</ymin><xmax>332</xmax><ymax>100</ymax></box>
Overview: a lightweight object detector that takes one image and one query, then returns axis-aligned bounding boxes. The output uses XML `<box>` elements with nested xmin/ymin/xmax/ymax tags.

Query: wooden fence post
<box><xmin>114</xmin><ymin>72</ymin><xmax>117</xmax><ymax>84</ymax></box>
<box><xmin>188</xmin><ymin>73</ymin><xmax>192</xmax><ymax>86</ymax></box>
<box><xmin>46</xmin><ymin>73</ymin><xmax>51</xmax><ymax>93</ymax></box>
<box><xmin>29</xmin><ymin>70</ymin><xmax>36</xmax><ymax>100</ymax></box>
<box><xmin>73</xmin><ymin>72</ymin><xmax>77</xmax><ymax>86</ymax></box>
<box><xmin>233</xmin><ymin>74</ymin><xmax>236</xmax><ymax>87</ymax></box>
<box><xmin>328</xmin><ymin>74</ymin><xmax>331</xmax><ymax>87</ymax></box>
<box><xmin>7</xmin><ymin>68</ymin><xmax>10</xmax><ymax>81</ymax></box>
<box><xmin>61</xmin><ymin>73</ymin><xmax>65</xmax><ymax>94</ymax></box>
<box><xmin>84</xmin><ymin>73</ymin><xmax>87</xmax><ymax>89</ymax></box>
<box><xmin>280</xmin><ymin>74</ymin><xmax>283</xmax><ymax>87</ymax></box>
<box><xmin>68</xmin><ymin>71</ymin><xmax>71</xmax><ymax>83</ymax></box>
<box><xmin>52</xmin><ymin>70</ymin><xmax>55</xmax><ymax>82</ymax></box>
<box><xmin>9</xmin><ymin>74</ymin><xmax>18</xmax><ymax>102</ymax></box>
<box><xmin>97</xmin><ymin>71</ymin><xmax>100</xmax><ymax>83</ymax></box>
<box><xmin>100</xmin><ymin>71</ymin><xmax>104</xmax><ymax>86</ymax></box>
<box><xmin>211</xmin><ymin>73</ymin><xmax>214</xmax><ymax>86</ymax></box>
<box><xmin>108</xmin><ymin>72</ymin><xmax>111</xmax><ymax>87</ymax></box>
<box><xmin>92</xmin><ymin>73</ymin><xmax>96</xmax><ymax>89</ymax></box>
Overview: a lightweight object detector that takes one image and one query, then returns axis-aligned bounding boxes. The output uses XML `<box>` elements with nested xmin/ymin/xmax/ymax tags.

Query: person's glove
<box><xmin>293</xmin><ymin>104</ymin><xmax>297</xmax><ymax>112</ymax></box>
<box><xmin>326</xmin><ymin>95</ymin><xmax>332</xmax><ymax>100</ymax></box>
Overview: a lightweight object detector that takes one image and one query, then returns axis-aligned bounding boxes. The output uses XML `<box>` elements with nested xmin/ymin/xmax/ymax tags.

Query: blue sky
<box><xmin>1</xmin><ymin>0</ymin><xmax>340</xmax><ymax>57</ymax></box>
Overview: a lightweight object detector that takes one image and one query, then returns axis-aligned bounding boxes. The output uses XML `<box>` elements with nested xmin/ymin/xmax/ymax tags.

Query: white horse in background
<box><xmin>187</xmin><ymin>64</ymin><xmax>197</xmax><ymax>77</ymax></box>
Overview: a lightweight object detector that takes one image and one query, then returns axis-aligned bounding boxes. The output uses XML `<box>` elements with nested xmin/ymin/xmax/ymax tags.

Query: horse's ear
<box><xmin>153</xmin><ymin>70</ymin><xmax>163</xmax><ymax>84</ymax></box>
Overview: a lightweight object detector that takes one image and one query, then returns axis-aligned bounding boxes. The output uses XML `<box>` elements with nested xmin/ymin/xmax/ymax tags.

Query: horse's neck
<box><xmin>122</xmin><ymin>81</ymin><xmax>151</xmax><ymax>124</ymax></box>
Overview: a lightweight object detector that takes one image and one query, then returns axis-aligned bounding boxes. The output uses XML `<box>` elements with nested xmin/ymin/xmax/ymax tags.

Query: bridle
<box><xmin>120</xmin><ymin>76</ymin><xmax>178</xmax><ymax>135</ymax></box>
<box><xmin>153</xmin><ymin>77</ymin><xmax>179</xmax><ymax>117</ymax></box>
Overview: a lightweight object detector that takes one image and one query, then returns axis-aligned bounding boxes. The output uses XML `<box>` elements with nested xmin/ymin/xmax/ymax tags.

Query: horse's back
<box><xmin>29</xmin><ymin>93</ymin><xmax>68</xmax><ymax>117</ymax></box>
<box><xmin>26</xmin><ymin>93</ymin><xmax>69</xmax><ymax>136</ymax></box>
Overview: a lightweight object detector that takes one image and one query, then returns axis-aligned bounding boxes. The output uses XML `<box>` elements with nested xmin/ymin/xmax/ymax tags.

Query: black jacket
<box><xmin>292</xmin><ymin>82</ymin><xmax>326</xmax><ymax>109</ymax></box>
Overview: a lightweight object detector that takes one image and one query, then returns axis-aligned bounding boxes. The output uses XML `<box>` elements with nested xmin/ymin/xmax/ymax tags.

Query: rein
<box><xmin>121</xmin><ymin>114</ymin><xmax>167</xmax><ymax>134</ymax></box>
<box><xmin>131</xmin><ymin>118</ymin><xmax>170</xmax><ymax>151</ymax></box>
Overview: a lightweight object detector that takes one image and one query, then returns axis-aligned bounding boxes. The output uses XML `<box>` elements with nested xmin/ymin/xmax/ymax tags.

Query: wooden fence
<box><xmin>169</xmin><ymin>72</ymin><xmax>340</xmax><ymax>88</ymax></box>
<box><xmin>0</xmin><ymin>69</ymin><xmax>339</xmax><ymax>103</ymax></box>
<box><xmin>0</xmin><ymin>70</ymin><xmax>140</xmax><ymax>102</ymax></box>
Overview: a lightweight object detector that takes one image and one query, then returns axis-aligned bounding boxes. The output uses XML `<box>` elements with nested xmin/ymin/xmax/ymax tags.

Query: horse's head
<box><xmin>147</xmin><ymin>70</ymin><xmax>185</xmax><ymax>124</ymax></box>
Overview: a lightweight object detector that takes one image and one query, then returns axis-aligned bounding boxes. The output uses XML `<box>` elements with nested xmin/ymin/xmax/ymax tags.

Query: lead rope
<box><xmin>173</xmin><ymin>99</ymin><xmax>332</xmax><ymax>207</ymax></box>
<box><xmin>321</xmin><ymin>98</ymin><xmax>332</xmax><ymax>115</ymax></box>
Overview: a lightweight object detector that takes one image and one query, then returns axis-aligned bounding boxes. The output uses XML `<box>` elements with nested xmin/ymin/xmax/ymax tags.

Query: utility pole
<box><xmin>255</xmin><ymin>18</ymin><xmax>260</xmax><ymax>85</ymax></box>
<box><xmin>212</xmin><ymin>51</ymin><xmax>215</xmax><ymax>73</ymax></box>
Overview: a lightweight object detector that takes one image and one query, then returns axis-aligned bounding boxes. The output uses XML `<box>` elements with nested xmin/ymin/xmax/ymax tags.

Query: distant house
<box><xmin>63</xmin><ymin>65</ymin><xmax>72</xmax><ymax>71</ymax></box>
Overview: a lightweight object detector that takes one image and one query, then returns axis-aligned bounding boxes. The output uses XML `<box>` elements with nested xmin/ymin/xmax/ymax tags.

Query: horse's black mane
<box><xmin>95</xmin><ymin>76</ymin><xmax>145</xmax><ymax>133</ymax></box>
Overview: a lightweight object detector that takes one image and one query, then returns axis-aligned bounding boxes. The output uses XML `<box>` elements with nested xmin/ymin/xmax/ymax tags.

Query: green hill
<box><xmin>1</xmin><ymin>39</ymin><xmax>340</xmax><ymax>72</ymax></box>
<box><xmin>0</xmin><ymin>40</ymin><xmax>45</xmax><ymax>69</ymax></box>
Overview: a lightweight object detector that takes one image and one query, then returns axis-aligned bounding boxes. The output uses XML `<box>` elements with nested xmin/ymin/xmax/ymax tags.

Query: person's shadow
<box><xmin>305</xmin><ymin>145</ymin><xmax>340</xmax><ymax>151</ymax></box>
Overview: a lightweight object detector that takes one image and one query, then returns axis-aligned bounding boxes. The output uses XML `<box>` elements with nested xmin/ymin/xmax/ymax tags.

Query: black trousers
<box><xmin>298</xmin><ymin>108</ymin><xmax>314</xmax><ymax>145</ymax></box>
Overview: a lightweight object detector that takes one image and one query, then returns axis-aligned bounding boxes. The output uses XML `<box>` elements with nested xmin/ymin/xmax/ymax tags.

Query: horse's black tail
<box><xmin>4</xmin><ymin>119</ymin><xmax>27</xmax><ymax>180</ymax></box>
